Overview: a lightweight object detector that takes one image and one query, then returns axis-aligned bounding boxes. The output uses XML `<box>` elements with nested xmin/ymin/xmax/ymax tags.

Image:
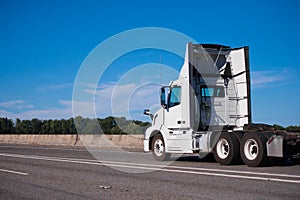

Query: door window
<box><xmin>169</xmin><ymin>86</ymin><xmax>181</xmax><ymax>108</ymax></box>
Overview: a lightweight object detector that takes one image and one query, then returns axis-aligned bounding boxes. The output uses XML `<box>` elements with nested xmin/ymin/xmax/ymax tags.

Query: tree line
<box><xmin>273</xmin><ymin>124</ymin><xmax>300</xmax><ymax>132</ymax></box>
<box><xmin>0</xmin><ymin>117</ymin><xmax>150</xmax><ymax>134</ymax></box>
<box><xmin>0</xmin><ymin>117</ymin><xmax>299</xmax><ymax>134</ymax></box>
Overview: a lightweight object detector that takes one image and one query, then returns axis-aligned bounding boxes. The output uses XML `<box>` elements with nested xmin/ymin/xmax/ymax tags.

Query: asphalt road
<box><xmin>0</xmin><ymin>144</ymin><xmax>299</xmax><ymax>200</ymax></box>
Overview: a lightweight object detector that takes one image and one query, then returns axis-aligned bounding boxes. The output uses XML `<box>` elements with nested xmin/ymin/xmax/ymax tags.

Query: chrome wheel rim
<box><xmin>153</xmin><ymin>139</ymin><xmax>164</xmax><ymax>156</ymax></box>
<box><xmin>244</xmin><ymin>139</ymin><xmax>259</xmax><ymax>160</ymax></box>
<box><xmin>216</xmin><ymin>138</ymin><xmax>230</xmax><ymax>159</ymax></box>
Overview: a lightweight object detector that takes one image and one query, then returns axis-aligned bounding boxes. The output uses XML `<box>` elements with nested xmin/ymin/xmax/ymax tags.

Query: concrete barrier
<box><xmin>0</xmin><ymin>134</ymin><xmax>144</xmax><ymax>148</ymax></box>
<box><xmin>0</xmin><ymin>134</ymin><xmax>77</xmax><ymax>146</ymax></box>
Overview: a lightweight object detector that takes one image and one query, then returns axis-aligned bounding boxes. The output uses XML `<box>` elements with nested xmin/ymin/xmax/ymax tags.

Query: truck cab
<box><xmin>144</xmin><ymin>43</ymin><xmax>300</xmax><ymax>166</ymax></box>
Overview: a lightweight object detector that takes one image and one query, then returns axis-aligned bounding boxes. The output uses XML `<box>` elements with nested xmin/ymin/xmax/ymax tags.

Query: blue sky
<box><xmin>0</xmin><ymin>0</ymin><xmax>299</xmax><ymax>126</ymax></box>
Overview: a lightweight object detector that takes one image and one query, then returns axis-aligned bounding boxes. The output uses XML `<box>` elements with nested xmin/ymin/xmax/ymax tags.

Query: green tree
<box><xmin>0</xmin><ymin>116</ymin><xmax>152</xmax><ymax>135</ymax></box>
<box><xmin>68</xmin><ymin>118</ymin><xmax>77</xmax><ymax>134</ymax></box>
<box><xmin>22</xmin><ymin>120</ymin><xmax>32</xmax><ymax>134</ymax></box>
<box><xmin>273</xmin><ymin>124</ymin><xmax>285</xmax><ymax>131</ymax></box>
<box><xmin>15</xmin><ymin>118</ymin><xmax>22</xmax><ymax>134</ymax></box>
<box><xmin>0</xmin><ymin>117</ymin><xmax>15</xmax><ymax>134</ymax></box>
<box><xmin>134</xmin><ymin>120</ymin><xmax>151</xmax><ymax>127</ymax></box>
<box><xmin>61</xmin><ymin>119</ymin><xmax>69</xmax><ymax>134</ymax></box>
<box><xmin>41</xmin><ymin>120</ymin><xmax>50</xmax><ymax>134</ymax></box>
<box><xmin>49</xmin><ymin>119</ymin><xmax>60</xmax><ymax>134</ymax></box>
<box><xmin>74</xmin><ymin>116</ymin><xmax>84</xmax><ymax>134</ymax></box>
<box><xmin>31</xmin><ymin>118</ymin><xmax>42</xmax><ymax>134</ymax></box>
<box><xmin>110</xmin><ymin>126</ymin><xmax>123</xmax><ymax>134</ymax></box>
<box><xmin>286</xmin><ymin>126</ymin><xmax>300</xmax><ymax>132</ymax></box>
<box><xmin>82</xmin><ymin>118</ymin><xmax>102</xmax><ymax>134</ymax></box>
<box><xmin>98</xmin><ymin>116</ymin><xmax>116</xmax><ymax>134</ymax></box>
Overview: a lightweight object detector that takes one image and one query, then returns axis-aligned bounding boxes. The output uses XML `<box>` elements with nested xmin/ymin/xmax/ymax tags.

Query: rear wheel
<box><xmin>240</xmin><ymin>132</ymin><xmax>268</xmax><ymax>167</ymax></box>
<box><xmin>213</xmin><ymin>132</ymin><xmax>240</xmax><ymax>165</ymax></box>
<box><xmin>151</xmin><ymin>134</ymin><xmax>171</xmax><ymax>161</ymax></box>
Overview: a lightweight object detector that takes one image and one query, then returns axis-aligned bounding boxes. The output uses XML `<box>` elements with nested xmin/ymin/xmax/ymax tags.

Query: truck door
<box><xmin>199</xmin><ymin>85</ymin><xmax>226</xmax><ymax>129</ymax></box>
<box><xmin>160</xmin><ymin>79</ymin><xmax>190</xmax><ymax>131</ymax></box>
<box><xmin>163</xmin><ymin>85</ymin><xmax>183</xmax><ymax>129</ymax></box>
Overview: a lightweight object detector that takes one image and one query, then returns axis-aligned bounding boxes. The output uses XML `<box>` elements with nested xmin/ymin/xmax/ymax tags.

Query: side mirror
<box><xmin>143</xmin><ymin>109</ymin><xmax>151</xmax><ymax>115</ymax></box>
<box><xmin>143</xmin><ymin>109</ymin><xmax>153</xmax><ymax>120</ymax></box>
<box><xmin>160</xmin><ymin>87</ymin><xmax>167</xmax><ymax>109</ymax></box>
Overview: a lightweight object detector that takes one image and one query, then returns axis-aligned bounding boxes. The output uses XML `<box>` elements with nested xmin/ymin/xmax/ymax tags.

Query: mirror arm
<box><xmin>143</xmin><ymin>109</ymin><xmax>154</xmax><ymax>120</ymax></box>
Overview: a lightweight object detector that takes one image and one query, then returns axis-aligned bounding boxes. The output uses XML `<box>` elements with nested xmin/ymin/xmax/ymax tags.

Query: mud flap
<box><xmin>266</xmin><ymin>135</ymin><xmax>283</xmax><ymax>157</ymax></box>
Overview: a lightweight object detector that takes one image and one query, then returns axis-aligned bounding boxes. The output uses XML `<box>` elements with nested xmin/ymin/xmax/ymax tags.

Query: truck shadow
<box><xmin>172</xmin><ymin>154</ymin><xmax>300</xmax><ymax>167</ymax></box>
<box><xmin>173</xmin><ymin>154</ymin><xmax>216</xmax><ymax>163</ymax></box>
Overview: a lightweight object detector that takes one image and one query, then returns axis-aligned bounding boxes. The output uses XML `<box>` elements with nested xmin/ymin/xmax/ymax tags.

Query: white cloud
<box><xmin>69</xmin><ymin>81</ymin><xmax>161</xmax><ymax>120</ymax></box>
<box><xmin>36</xmin><ymin>83</ymin><xmax>73</xmax><ymax>91</ymax></box>
<box><xmin>0</xmin><ymin>81</ymin><xmax>161</xmax><ymax>121</ymax></box>
<box><xmin>251</xmin><ymin>70</ymin><xmax>288</xmax><ymax>89</ymax></box>
<box><xmin>0</xmin><ymin>101</ymin><xmax>72</xmax><ymax>120</ymax></box>
<box><xmin>71</xmin><ymin>63</ymin><xmax>178</xmax><ymax>119</ymax></box>
<box><xmin>0</xmin><ymin>110</ymin><xmax>13</xmax><ymax>117</ymax></box>
<box><xmin>0</xmin><ymin>100</ymin><xmax>34</xmax><ymax>109</ymax></box>
<box><xmin>0</xmin><ymin>83</ymin><xmax>159</xmax><ymax>120</ymax></box>
<box><xmin>92</xmin><ymin>82</ymin><xmax>160</xmax><ymax>119</ymax></box>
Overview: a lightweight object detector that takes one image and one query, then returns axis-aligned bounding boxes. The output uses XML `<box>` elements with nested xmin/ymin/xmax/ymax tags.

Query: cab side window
<box><xmin>201</xmin><ymin>86</ymin><xmax>224</xmax><ymax>97</ymax></box>
<box><xmin>169</xmin><ymin>86</ymin><xmax>181</xmax><ymax>108</ymax></box>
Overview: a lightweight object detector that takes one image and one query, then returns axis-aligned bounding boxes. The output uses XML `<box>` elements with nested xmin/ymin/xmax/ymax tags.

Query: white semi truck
<box><xmin>144</xmin><ymin>43</ymin><xmax>300</xmax><ymax>167</ymax></box>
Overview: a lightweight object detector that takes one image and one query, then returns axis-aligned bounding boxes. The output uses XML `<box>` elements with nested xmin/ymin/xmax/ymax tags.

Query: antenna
<box><xmin>159</xmin><ymin>53</ymin><xmax>162</xmax><ymax>86</ymax></box>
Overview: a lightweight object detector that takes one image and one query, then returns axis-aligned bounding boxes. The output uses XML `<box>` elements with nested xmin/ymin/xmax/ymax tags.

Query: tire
<box><xmin>233</xmin><ymin>132</ymin><xmax>243</xmax><ymax>143</ymax></box>
<box><xmin>240</xmin><ymin>132</ymin><xmax>268</xmax><ymax>167</ymax></box>
<box><xmin>213</xmin><ymin>132</ymin><xmax>240</xmax><ymax>165</ymax></box>
<box><xmin>232</xmin><ymin>132</ymin><xmax>244</xmax><ymax>164</ymax></box>
<box><xmin>151</xmin><ymin>134</ymin><xmax>171</xmax><ymax>161</ymax></box>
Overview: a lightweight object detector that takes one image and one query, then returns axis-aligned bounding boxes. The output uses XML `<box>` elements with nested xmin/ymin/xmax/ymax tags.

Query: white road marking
<box><xmin>99</xmin><ymin>159</ymin><xmax>300</xmax><ymax>179</ymax></box>
<box><xmin>0</xmin><ymin>145</ymin><xmax>87</xmax><ymax>152</ymax></box>
<box><xmin>1</xmin><ymin>145</ymin><xmax>299</xmax><ymax>178</ymax></box>
<box><xmin>10</xmin><ymin>153</ymin><xmax>297</xmax><ymax>179</ymax></box>
<box><xmin>0</xmin><ymin>144</ymin><xmax>140</xmax><ymax>153</ymax></box>
<box><xmin>106</xmin><ymin>164</ymin><xmax>300</xmax><ymax>184</ymax></box>
<box><xmin>0</xmin><ymin>168</ymin><xmax>28</xmax><ymax>176</ymax></box>
<box><xmin>0</xmin><ymin>153</ymin><xmax>300</xmax><ymax>184</ymax></box>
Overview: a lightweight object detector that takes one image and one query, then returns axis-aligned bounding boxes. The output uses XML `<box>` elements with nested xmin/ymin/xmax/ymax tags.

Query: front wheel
<box><xmin>240</xmin><ymin>132</ymin><xmax>268</xmax><ymax>167</ymax></box>
<box><xmin>151</xmin><ymin>134</ymin><xmax>171</xmax><ymax>161</ymax></box>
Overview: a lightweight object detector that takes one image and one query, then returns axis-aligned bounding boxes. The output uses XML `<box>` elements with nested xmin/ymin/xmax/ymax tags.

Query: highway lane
<box><xmin>0</xmin><ymin>144</ymin><xmax>299</xmax><ymax>200</ymax></box>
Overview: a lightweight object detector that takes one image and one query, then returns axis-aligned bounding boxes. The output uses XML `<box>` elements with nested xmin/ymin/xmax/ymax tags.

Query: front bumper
<box><xmin>144</xmin><ymin>139</ymin><xmax>150</xmax><ymax>152</ymax></box>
